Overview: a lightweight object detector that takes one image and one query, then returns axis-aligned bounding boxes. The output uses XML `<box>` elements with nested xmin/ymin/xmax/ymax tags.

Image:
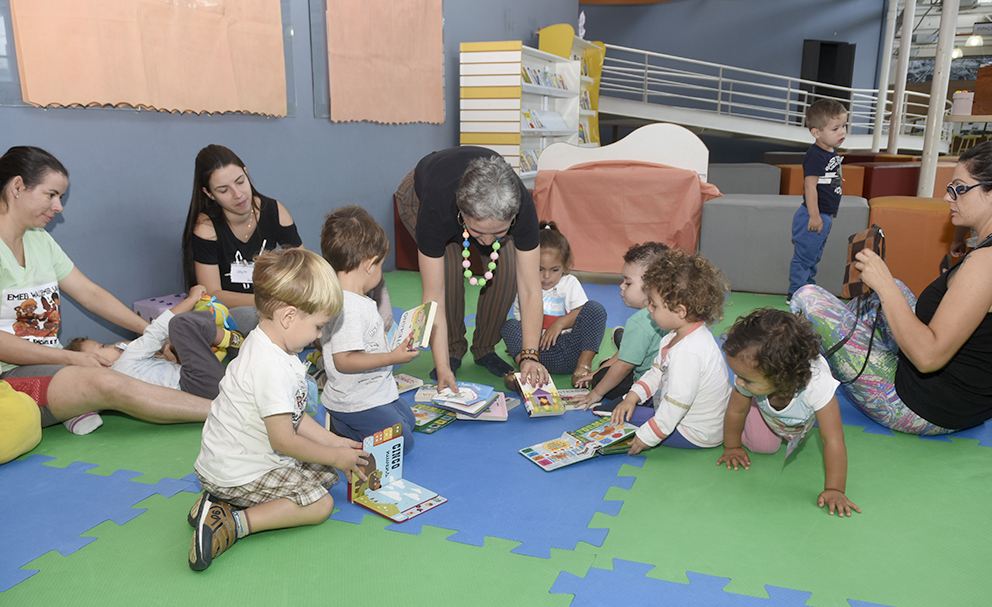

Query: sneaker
<box><xmin>611</xmin><ymin>326</ymin><xmax>624</xmax><ymax>351</ymax></box>
<box><xmin>189</xmin><ymin>496</ymin><xmax>238</xmax><ymax>571</ymax></box>
<box><xmin>475</xmin><ymin>352</ymin><xmax>514</xmax><ymax>377</ymax></box>
<box><xmin>591</xmin><ymin>400</ymin><xmax>618</xmax><ymax>417</ymax></box>
<box><xmin>63</xmin><ymin>412</ymin><xmax>103</xmax><ymax>435</ymax></box>
<box><xmin>187</xmin><ymin>492</ymin><xmax>209</xmax><ymax>528</ymax></box>
<box><xmin>430</xmin><ymin>356</ymin><xmax>462</xmax><ymax>381</ymax></box>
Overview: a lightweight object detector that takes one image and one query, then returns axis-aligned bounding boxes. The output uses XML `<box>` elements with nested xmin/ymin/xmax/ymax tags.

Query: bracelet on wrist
<box><xmin>520</xmin><ymin>348</ymin><xmax>538</xmax><ymax>357</ymax></box>
<box><xmin>519</xmin><ymin>355</ymin><xmax>539</xmax><ymax>364</ymax></box>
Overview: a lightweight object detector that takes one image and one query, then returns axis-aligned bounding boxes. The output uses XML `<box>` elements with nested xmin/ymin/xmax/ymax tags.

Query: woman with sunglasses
<box><xmin>395</xmin><ymin>147</ymin><xmax>549</xmax><ymax>391</ymax></box>
<box><xmin>791</xmin><ymin>141</ymin><xmax>992</xmax><ymax>435</ymax></box>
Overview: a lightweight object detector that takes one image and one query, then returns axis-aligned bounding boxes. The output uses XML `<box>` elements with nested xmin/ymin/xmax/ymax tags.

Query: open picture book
<box><xmin>431</xmin><ymin>381</ymin><xmax>496</xmax><ymax>417</ymax></box>
<box><xmin>347</xmin><ymin>423</ymin><xmax>446</xmax><ymax>522</ymax></box>
<box><xmin>519</xmin><ymin>417</ymin><xmax>638</xmax><ymax>471</ymax></box>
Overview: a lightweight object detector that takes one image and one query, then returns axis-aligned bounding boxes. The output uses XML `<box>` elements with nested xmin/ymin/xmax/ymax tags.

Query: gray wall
<box><xmin>0</xmin><ymin>0</ymin><xmax>578</xmax><ymax>343</ymax></box>
<box><xmin>580</xmin><ymin>0</ymin><xmax>885</xmax><ymax>90</ymax></box>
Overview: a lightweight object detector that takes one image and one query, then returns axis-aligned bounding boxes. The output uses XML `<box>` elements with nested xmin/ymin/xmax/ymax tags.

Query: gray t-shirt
<box><xmin>320</xmin><ymin>291</ymin><xmax>398</xmax><ymax>413</ymax></box>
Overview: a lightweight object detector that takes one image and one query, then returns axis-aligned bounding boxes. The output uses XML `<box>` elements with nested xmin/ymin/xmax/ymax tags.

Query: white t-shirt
<box><xmin>736</xmin><ymin>355</ymin><xmax>838</xmax><ymax>441</ymax></box>
<box><xmin>195</xmin><ymin>327</ymin><xmax>309</xmax><ymax>487</ymax></box>
<box><xmin>630</xmin><ymin>324</ymin><xmax>732</xmax><ymax>448</ymax></box>
<box><xmin>511</xmin><ymin>273</ymin><xmax>587</xmax><ymax>334</ymax></box>
<box><xmin>110</xmin><ymin>309</ymin><xmax>182</xmax><ymax>389</ymax></box>
<box><xmin>0</xmin><ymin>229</ymin><xmax>74</xmax><ymax>373</ymax></box>
<box><xmin>320</xmin><ymin>290</ymin><xmax>399</xmax><ymax>413</ymax></box>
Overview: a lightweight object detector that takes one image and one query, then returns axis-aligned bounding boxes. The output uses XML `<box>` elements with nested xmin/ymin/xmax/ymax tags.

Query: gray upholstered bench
<box><xmin>698</xmin><ymin>194</ymin><xmax>869</xmax><ymax>296</ymax></box>
<box><xmin>707</xmin><ymin>163</ymin><xmax>781</xmax><ymax>195</ymax></box>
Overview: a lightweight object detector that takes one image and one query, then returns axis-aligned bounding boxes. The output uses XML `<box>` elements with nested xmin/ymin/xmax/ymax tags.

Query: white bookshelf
<box><xmin>459</xmin><ymin>41</ymin><xmax>581</xmax><ymax>187</ymax></box>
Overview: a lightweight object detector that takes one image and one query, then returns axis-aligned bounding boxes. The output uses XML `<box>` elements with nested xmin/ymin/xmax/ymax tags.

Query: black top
<box><xmin>413</xmin><ymin>146</ymin><xmax>539</xmax><ymax>258</ymax></box>
<box><xmin>896</xmin><ymin>238</ymin><xmax>992</xmax><ymax>429</ymax></box>
<box><xmin>802</xmin><ymin>144</ymin><xmax>843</xmax><ymax>216</ymax></box>
<box><xmin>190</xmin><ymin>194</ymin><xmax>302</xmax><ymax>294</ymax></box>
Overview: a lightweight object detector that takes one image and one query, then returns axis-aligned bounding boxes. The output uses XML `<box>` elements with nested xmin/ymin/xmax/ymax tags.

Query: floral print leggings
<box><xmin>790</xmin><ymin>284</ymin><xmax>952</xmax><ymax>436</ymax></box>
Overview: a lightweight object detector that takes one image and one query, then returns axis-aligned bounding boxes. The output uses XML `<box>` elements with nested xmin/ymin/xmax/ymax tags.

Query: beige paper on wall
<box><xmin>10</xmin><ymin>0</ymin><xmax>287</xmax><ymax>116</ymax></box>
<box><xmin>326</xmin><ymin>0</ymin><xmax>444</xmax><ymax>124</ymax></box>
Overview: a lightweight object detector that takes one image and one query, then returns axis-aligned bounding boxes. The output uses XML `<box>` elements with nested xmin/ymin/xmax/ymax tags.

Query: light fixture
<box><xmin>952</xmin><ymin>47</ymin><xmax>964</xmax><ymax>59</ymax></box>
<box><xmin>967</xmin><ymin>34</ymin><xmax>984</xmax><ymax>47</ymax></box>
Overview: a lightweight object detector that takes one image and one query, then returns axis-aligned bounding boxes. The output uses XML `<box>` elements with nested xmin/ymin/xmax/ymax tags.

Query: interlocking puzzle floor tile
<box><xmin>6</xmin><ymin>491</ymin><xmax>594</xmax><ymax>607</ymax></box>
<box><xmin>0</xmin><ymin>454</ymin><xmax>195</xmax><ymax>591</ymax></box>
<box><xmin>575</xmin><ymin>427</ymin><xmax>992</xmax><ymax>606</ymax></box>
<box><xmin>20</xmin><ymin>414</ymin><xmax>204</xmax><ymax>484</ymax></box>
<box><xmin>331</xmin><ymin>402</ymin><xmax>643</xmax><ymax>558</ymax></box>
<box><xmin>552</xmin><ymin>559</ymin><xmax>823</xmax><ymax>606</ymax></box>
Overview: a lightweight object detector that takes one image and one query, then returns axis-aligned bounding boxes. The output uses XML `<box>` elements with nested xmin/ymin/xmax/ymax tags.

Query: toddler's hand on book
<box><xmin>334</xmin><ymin>447</ymin><xmax>370</xmax><ymax>483</ymax></box>
<box><xmin>390</xmin><ymin>338</ymin><xmax>420</xmax><ymax>364</ymax></box>
<box><xmin>610</xmin><ymin>398</ymin><xmax>636</xmax><ymax>425</ymax></box>
<box><xmin>627</xmin><ymin>436</ymin><xmax>649</xmax><ymax>456</ymax></box>
<box><xmin>572</xmin><ymin>391</ymin><xmax>600</xmax><ymax>410</ymax></box>
<box><xmin>717</xmin><ymin>447</ymin><xmax>750</xmax><ymax>470</ymax></box>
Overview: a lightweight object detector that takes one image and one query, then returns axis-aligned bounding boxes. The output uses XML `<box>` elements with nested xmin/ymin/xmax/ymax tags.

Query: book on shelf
<box><xmin>557</xmin><ymin>388</ymin><xmax>600</xmax><ymax>410</ymax></box>
<box><xmin>394</xmin><ymin>373</ymin><xmax>423</xmax><ymax>394</ymax></box>
<box><xmin>432</xmin><ymin>381</ymin><xmax>496</xmax><ymax>417</ymax></box>
<box><xmin>455</xmin><ymin>391</ymin><xmax>508</xmax><ymax>422</ymax></box>
<box><xmin>580</xmin><ymin>90</ymin><xmax>591</xmax><ymax>110</ymax></box>
<box><xmin>519</xmin><ymin>417</ymin><xmax>638</xmax><ymax>471</ymax></box>
<box><xmin>578</xmin><ymin>123</ymin><xmax>588</xmax><ymax>144</ymax></box>
<box><xmin>521</xmin><ymin>67</ymin><xmax>532</xmax><ymax>84</ymax></box>
<box><xmin>516</xmin><ymin>374</ymin><xmax>566</xmax><ymax>417</ymax></box>
<box><xmin>390</xmin><ymin>301</ymin><xmax>437</xmax><ymax>350</ymax></box>
<box><xmin>347</xmin><ymin>423</ymin><xmax>446</xmax><ymax>522</ymax></box>
<box><xmin>414</xmin><ymin>384</ymin><xmax>438</xmax><ymax>403</ymax></box>
<box><xmin>521</xmin><ymin>109</ymin><xmax>543</xmax><ymax>130</ymax></box>
<box><xmin>556</xmin><ymin>74</ymin><xmax>567</xmax><ymax>90</ymax></box>
<box><xmin>411</xmin><ymin>403</ymin><xmax>456</xmax><ymax>434</ymax></box>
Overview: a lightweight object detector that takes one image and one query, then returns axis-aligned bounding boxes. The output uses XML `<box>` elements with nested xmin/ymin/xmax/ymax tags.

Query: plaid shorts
<box><xmin>197</xmin><ymin>461</ymin><xmax>340</xmax><ymax>509</ymax></box>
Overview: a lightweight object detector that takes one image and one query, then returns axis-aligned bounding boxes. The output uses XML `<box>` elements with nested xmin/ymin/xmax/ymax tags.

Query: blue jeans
<box><xmin>789</xmin><ymin>204</ymin><xmax>834</xmax><ymax>297</ymax></box>
<box><xmin>329</xmin><ymin>398</ymin><xmax>417</xmax><ymax>454</ymax></box>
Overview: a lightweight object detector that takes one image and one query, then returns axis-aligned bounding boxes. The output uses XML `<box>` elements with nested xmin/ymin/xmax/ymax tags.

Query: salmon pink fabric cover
<box><xmin>533</xmin><ymin>161</ymin><xmax>721</xmax><ymax>273</ymax></box>
<box><xmin>10</xmin><ymin>0</ymin><xmax>286</xmax><ymax>116</ymax></box>
<box><xmin>326</xmin><ymin>0</ymin><xmax>443</xmax><ymax>124</ymax></box>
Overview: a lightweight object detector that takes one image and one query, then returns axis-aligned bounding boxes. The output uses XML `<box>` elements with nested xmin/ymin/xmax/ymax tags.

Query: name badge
<box><xmin>230</xmin><ymin>262</ymin><xmax>254</xmax><ymax>284</ymax></box>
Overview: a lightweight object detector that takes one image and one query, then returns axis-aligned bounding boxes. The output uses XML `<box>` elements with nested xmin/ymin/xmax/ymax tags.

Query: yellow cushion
<box><xmin>0</xmin><ymin>380</ymin><xmax>42</xmax><ymax>464</ymax></box>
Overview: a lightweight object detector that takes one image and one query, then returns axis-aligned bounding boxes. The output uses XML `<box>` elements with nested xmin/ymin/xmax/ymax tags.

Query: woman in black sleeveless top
<box><xmin>181</xmin><ymin>145</ymin><xmax>302</xmax><ymax>333</ymax></box>
<box><xmin>792</xmin><ymin>142</ymin><xmax>992</xmax><ymax>434</ymax></box>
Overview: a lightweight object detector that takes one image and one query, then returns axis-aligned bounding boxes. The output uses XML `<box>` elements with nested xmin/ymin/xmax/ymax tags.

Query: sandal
<box><xmin>571</xmin><ymin>364</ymin><xmax>592</xmax><ymax>387</ymax></box>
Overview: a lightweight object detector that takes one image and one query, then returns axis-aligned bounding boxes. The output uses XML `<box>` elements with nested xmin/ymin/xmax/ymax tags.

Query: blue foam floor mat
<box><xmin>329</xmin><ymin>394</ymin><xmax>644</xmax><ymax>558</ymax></box>
<box><xmin>0</xmin><ymin>454</ymin><xmax>196</xmax><ymax>591</ymax></box>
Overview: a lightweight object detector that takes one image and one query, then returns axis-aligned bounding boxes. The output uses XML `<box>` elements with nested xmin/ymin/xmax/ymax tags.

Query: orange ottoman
<box><xmin>778</xmin><ymin>163</ymin><xmax>863</xmax><ymax>197</ymax></box>
<box><xmin>867</xmin><ymin>196</ymin><xmax>955</xmax><ymax>295</ymax></box>
<box><xmin>842</xmin><ymin>164</ymin><xmax>864</xmax><ymax>197</ymax></box>
<box><xmin>778</xmin><ymin>164</ymin><xmax>804</xmax><ymax>195</ymax></box>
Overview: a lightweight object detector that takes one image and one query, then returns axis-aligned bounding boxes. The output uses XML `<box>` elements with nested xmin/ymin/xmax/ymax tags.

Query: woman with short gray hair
<box><xmin>395</xmin><ymin>147</ymin><xmax>549</xmax><ymax>390</ymax></box>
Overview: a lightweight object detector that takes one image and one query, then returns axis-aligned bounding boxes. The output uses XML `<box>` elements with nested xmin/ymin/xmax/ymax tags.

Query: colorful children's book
<box><xmin>414</xmin><ymin>384</ymin><xmax>438</xmax><ymax>403</ymax></box>
<box><xmin>431</xmin><ymin>381</ymin><xmax>496</xmax><ymax>417</ymax></box>
<box><xmin>519</xmin><ymin>417</ymin><xmax>638</xmax><ymax>471</ymax></box>
<box><xmin>390</xmin><ymin>301</ymin><xmax>437</xmax><ymax>350</ymax></box>
<box><xmin>558</xmin><ymin>388</ymin><xmax>600</xmax><ymax>410</ymax></box>
<box><xmin>394</xmin><ymin>373</ymin><xmax>424</xmax><ymax>394</ymax></box>
<box><xmin>412</xmin><ymin>404</ymin><xmax>456</xmax><ymax>434</ymax></box>
<box><xmin>517</xmin><ymin>374</ymin><xmax>566</xmax><ymax>417</ymax></box>
<box><xmin>456</xmin><ymin>391</ymin><xmax>508</xmax><ymax>421</ymax></box>
<box><xmin>347</xmin><ymin>423</ymin><xmax>446</xmax><ymax>522</ymax></box>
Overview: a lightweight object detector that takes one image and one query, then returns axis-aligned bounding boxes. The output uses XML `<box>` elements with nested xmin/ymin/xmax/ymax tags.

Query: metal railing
<box><xmin>600</xmin><ymin>43</ymin><xmax>951</xmax><ymax>142</ymax></box>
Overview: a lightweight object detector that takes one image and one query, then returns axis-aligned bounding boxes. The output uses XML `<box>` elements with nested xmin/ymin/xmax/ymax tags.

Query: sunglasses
<box><xmin>946</xmin><ymin>181</ymin><xmax>992</xmax><ymax>201</ymax></box>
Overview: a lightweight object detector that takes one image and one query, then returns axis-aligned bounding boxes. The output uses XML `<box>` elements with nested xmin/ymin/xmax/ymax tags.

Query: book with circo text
<box><xmin>516</xmin><ymin>374</ymin><xmax>566</xmax><ymax>417</ymax></box>
<box><xmin>519</xmin><ymin>417</ymin><xmax>638</xmax><ymax>471</ymax></box>
<box><xmin>390</xmin><ymin>301</ymin><xmax>437</xmax><ymax>350</ymax></box>
<box><xmin>347</xmin><ymin>423</ymin><xmax>446</xmax><ymax>522</ymax></box>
